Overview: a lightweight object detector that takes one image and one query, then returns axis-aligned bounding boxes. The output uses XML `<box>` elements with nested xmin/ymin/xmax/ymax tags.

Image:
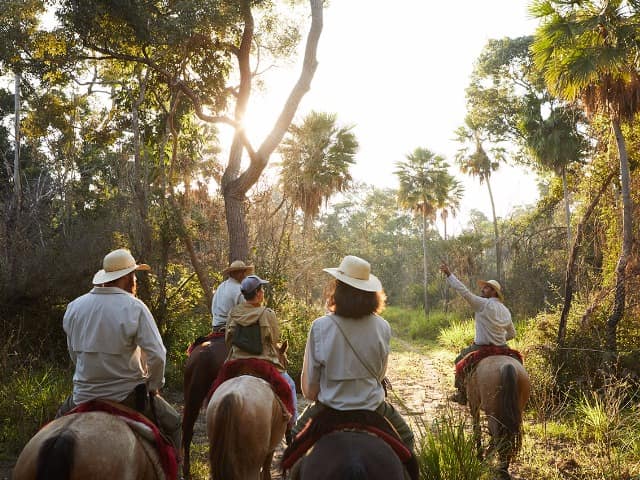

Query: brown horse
<box><xmin>288</xmin><ymin>430</ymin><xmax>406</xmax><ymax>480</ymax></box>
<box><xmin>465</xmin><ymin>355</ymin><xmax>530</xmax><ymax>479</ymax></box>
<box><xmin>206</xmin><ymin>375</ymin><xmax>290</xmax><ymax>479</ymax></box>
<box><xmin>182</xmin><ymin>336</ymin><xmax>228</xmax><ymax>479</ymax></box>
<box><xmin>12</xmin><ymin>411</ymin><xmax>167</xmax><ymax>480</ymax></box>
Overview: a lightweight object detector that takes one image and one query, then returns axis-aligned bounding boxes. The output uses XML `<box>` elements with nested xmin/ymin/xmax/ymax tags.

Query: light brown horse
<box><xmin>12</xmin><ymin>411</ymin><xmax>167</xmax><ymax>480</ymax></box>
<box><xmin>206</xmin><ymin>375</ymin><xmax>289</xmax><ymax>480</ymax></box>
<box><xmin>465</xmin><ymin>355</ymin><xmax>530</xmax><ymax>479</ymax></box>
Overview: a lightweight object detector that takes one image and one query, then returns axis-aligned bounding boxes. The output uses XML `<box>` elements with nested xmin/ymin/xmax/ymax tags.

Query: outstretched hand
<box><xmin>439</xmin><ymin>263</ymin><xmax>451</xmax><ymax>277</ymax></box>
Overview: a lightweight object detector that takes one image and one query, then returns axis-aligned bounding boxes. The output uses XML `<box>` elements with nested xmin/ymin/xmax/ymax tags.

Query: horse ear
<box><xmin>280</xmin><ymin>339</ymin><xmax>288</xmax><ymax>354</ymax></box>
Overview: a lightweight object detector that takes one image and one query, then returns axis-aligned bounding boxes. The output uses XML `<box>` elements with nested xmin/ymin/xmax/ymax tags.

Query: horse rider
<box><xmin>56</xmin><ymin>248</ymin><xmax>182</xmax><ymax>454</ymax></box>
<box><xmin>292</xmin><ymin>255</ymin><xmax>415</xmax><ymax>452</ymax></box>
<box><xmin>225</xmin><ymin>274</ymin><xmax>298</xmax><ymax>435</ymax></box>
<box><xmin>211</xmin><ymin>260</ymin><xmax>254</xmax><ymax>332</ymax></box>
<box><xmin>439</xmin><ymin>262</ymin><xmax>516</xmax><ymax>405</ymax></box>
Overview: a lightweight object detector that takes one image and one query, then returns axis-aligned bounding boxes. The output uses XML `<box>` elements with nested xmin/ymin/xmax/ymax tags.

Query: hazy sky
<box><xmin>241</xmin><ymin>0</ymin><xmax>542</xmax><ymax>234</ymax></box>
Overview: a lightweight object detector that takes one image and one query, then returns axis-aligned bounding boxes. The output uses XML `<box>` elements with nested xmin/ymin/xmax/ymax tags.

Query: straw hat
<box><xmin>92</xmin><ymin>249</ymin><xmax>150</xmax><ymax>285</ymax></box>
<box><xmin>323</xmin><ymin>255</ymin><xmax>382</xmax><ymax>292</ymax></box>
<box><xmin>478</xmin><ymin>279</ymin><xmax>504</xmax><ymax>301</ymax></box>
<box><xmin>223</xmin><ymin>260</ymin><xmax>255</xmax><ymax>275</ymax></box>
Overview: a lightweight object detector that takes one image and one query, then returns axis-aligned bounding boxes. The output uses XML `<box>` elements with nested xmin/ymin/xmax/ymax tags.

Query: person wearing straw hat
<box><xmin>56</xmin><ymin>248</ymin><xmax>181</xmax><ymax>452</ymax></box>
<box><xmin>291</xmin><ymin>255</ymin><xmax>415</xmax><ymax>451</ymax></box>
<box><xmin>439</xmin><ymin>262</ymin><xmax>515</xmax><ymax>405</ymax></box>
<box><xmin>211</xmin><ymin>260</ymin><xmax>254</xmax><ymax>331</ymax></box>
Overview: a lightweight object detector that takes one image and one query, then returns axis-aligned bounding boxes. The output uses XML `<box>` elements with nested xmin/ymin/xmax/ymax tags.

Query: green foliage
<box><xmin>414</xmin><ymin>412</ymin><xmax>491</xmax><ymax>480</ymax></box>
<box><xmin>437</xmin><ymin>318</ymin><xmax>474</xmax><ymax>351</ymax></box>
<box><xmin>277</xmin><ymin>295</ymin><xmax>322</xmax><ymax>380</ymax></box>
<box><xmin>0</xmin><ymin>366</ymin><xmax>71</xmax><ymax>456</ymax></box>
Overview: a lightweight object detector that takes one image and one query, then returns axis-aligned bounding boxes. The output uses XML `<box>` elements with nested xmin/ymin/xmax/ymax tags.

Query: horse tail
<box><xmin>209</xmin><ymin>392</ymin><xmax>240</xmax><ymax>479</ymax></box>
<box><xmin>498</xmin><ymin>363</ymin><xmax>522</xmax><ymax>453</ymax></box>
<box><xmin>35</xmin><ymin>430</ymin><xmax>76</xmax><ymax>480</ymax></box>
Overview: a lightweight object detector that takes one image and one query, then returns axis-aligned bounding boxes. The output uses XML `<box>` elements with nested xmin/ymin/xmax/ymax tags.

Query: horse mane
<box><xmin>209</xmin><ymin>393</ymin><xmax>241</xmax><ymax>479</ymax></box>
<box><xmin>36</xmin><ymin>429</ymin><xmax>76</xmax><ymax>480</ymax></box>
<box><xmin>497</xmin><ymin>363</ymin><xmax>522</xmax><ymax>453</ymax></box>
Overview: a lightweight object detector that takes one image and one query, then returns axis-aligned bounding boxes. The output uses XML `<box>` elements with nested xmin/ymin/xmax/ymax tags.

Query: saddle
<box><xmin>281</xmin><ymin>408</ymin><xmax>419</xmax><ymax>480</ymax></box>
<box><xmin>186</xmin><ymin>330</ymin><xmax>225</xmax><ymax>356</ymax></box>
<box><xmin>207</xmin><ymin>358</ymin><xmax>294</xmax><ymax>417</ymax></box>
<box><xmin>455</xmin><ymin>345</ymin><xmax>524</xmax><ymax>383</ymax></box>
<box><xmin>68</xmin><ymin>399</ymin><xmax>177</xmax><ymax>480</ymax></box>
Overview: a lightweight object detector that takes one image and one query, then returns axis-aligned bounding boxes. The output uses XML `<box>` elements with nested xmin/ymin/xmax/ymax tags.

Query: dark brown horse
<box><xmin>466</xmin><ymin>355</ymin><xmax>530</xmax><ymax>479</ymax></box>
<box><xmin>13</xmin><ymin>411</ymin><xmax>168</xmax><ymax>479</ymax></box>
<box><xmin>182</xmin><ymin>335</ymin><xmax>228</xmax><ymax>479</ymax></box>
<box><xmin>288</xmin><ymin>430</ymin><xmax>406</xmax><ymax>480</ymax></box>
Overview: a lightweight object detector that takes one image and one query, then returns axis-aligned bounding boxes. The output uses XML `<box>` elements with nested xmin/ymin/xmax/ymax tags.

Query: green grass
<box><xmin>385</xmin><ymin>306</ymin><xmax>465</xmax><ymax>345</ymax></box>
<box><xmin>0</xmin><ymin>365</ymin><xmax>71</xmax><ymax>457</ymax></box>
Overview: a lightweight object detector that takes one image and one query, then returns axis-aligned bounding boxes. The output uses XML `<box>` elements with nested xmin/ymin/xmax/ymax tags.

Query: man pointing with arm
<box><xmin>439</xmin><ymin>263</ymin><xmax>515</xmax><ymax>405</ymax></box>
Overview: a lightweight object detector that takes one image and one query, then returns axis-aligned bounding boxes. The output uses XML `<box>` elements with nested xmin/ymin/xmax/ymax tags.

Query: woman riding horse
<box><xmin>288</xmin><ymin>255</ymin><xmax>415</xmax><ymax>475</ymax></box>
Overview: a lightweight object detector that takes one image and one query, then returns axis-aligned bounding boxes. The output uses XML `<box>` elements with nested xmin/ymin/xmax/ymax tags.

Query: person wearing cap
<box><xmin>225</xmin><ymin>274</ymin><xmax>298</xmax><ymax>428</ymax></box>
<box><xmin>211</xmin><ymin>260</ymin><xmax>254</xmax><ymax>331</ymax></box>
<box><xmin>439</xmin><ymin>262</ymin><xmax>515</xmax><ymax>405</ymax></box>
<box><xmin>292</xmin><ymin>255</ymin><xmax>415</xmax><ymax>452</ymax></box>
<box><xmin>56</xmin><ymin>248</ymin><xmax>181</xmax><ymax>452</ymax></box>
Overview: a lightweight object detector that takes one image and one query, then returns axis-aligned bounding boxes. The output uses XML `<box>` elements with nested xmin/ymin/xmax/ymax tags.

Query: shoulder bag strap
<box><xmin>330</xmin><ymin>315</ymin><xmax>381</xmax><ymax>382</ymax></box>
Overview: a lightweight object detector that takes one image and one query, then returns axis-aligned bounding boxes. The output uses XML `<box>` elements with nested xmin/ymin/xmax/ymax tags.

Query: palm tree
<box><xmin>437</xmin><ymin>176</ymin><xmax>464</xmax><ymax>241</ymax></box>
<box><xmin>455</xmin><ymin>119</ymin><xmax>504</xmax><ymax>281</ymax></box>
<box><xmin>395</xmin><ymin>147</ymin><xmax>453</xmax><ymax>313</ymax></box>
<box><xmin>531</xmin><ymin>0</ymin><xmax>640</xmax><ymax>355</ymax></box>
<box><xmin>278</xmin><ymin>111</ymin><xmax>358</xmax><ymax>228</ymax></box>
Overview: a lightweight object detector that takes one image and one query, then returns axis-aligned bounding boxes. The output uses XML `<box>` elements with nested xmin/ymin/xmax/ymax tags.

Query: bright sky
<box><xmin>241</xmin><ymin>0</ymin><xmax>542</xmax><ymax>234</ymax></box>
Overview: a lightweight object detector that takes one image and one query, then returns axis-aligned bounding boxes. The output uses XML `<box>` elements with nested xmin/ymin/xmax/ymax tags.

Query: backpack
<box><xmin>231</xmin><ymin>308</ymin><xmax>266</xmax><ymax>355</ymax></box>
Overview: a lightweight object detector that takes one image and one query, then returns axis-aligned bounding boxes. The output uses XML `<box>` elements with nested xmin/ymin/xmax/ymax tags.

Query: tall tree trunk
<box><xmin>605</xmin><ymin>120</ymin><xmax>633</xmax><ymax>356</ymax></box>
<box><xmin>485</xmin><ymin>177</ymin><xmax>501</xmax><ymax>282</ymax></box>
<box><xmin>561</xmin><ymin>166</ymin><xmax>571</xmax><ymax>251</ymax></box>
<box><xmin>130</xmin><ymin>69</ymin><xmax>153</xmax><ymax>305</ymax></box>
<box><xmin>557</xmin><ymin>171</ymin><xmax>615</xmax><ymax>347</ymax></box>
<box><xmin>13</xmin><ymin>72</ymin><xmax>21</xmax><ymax>212</ymax></box>
<box><xmin>222</xmin><ymin>0</ymin><xmax>323</xmax><ymax>262</ymax></box>
<box><xmin>422</xmin><ymin>208</ymin><xmax>429</xmax><ymax>314</ymax></box>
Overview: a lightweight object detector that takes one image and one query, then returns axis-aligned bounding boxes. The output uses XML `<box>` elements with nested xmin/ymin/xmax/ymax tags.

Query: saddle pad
<box><xmin>207</xmin><ymin>358</ymin><xmax>294</xmax><ymax>416</ymax></box>
<box><xmin>455</xmin><ymin>345</ymin><xmax>524</xmax><ymax>377</ymax></box>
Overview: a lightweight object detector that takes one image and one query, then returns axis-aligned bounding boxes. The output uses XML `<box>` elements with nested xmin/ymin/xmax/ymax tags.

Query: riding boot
<box><xmin>449</xmin><ymin>375</ymin><xmax>467</xmax><ymax>405</ymax></box>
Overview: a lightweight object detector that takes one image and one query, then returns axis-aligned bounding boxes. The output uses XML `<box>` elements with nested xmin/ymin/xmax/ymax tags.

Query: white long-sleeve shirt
<box><xmin>211</xmin><ymin>278</ymin><xmax>245</xmax><ymax>328</ymax></box>
<box><xmin>301</xmin><ymin>313</ymin><xmax>390</xmax><ymax>410</ymax></box>
<box><xmin>63</xmin><ymin>286</ymin><xmax>166</xmax><ymax>403</ymax></box>
<box><xmin>447</xmin><ymin>274</ymin><xmax>515</xmax><ymax>345</ymax></box>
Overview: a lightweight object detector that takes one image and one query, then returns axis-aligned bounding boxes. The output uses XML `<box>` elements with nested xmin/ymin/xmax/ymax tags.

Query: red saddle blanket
<box><xmin>69</xmin><ymin>399</ymin><xmax>177</xmax><ymax>480</ymax></box>
<box><xmin>186</xmin><ymin>331</ymin><xmax>225</xmax><ymax>356</ymax></box>
<box><xmin>281</xmin><ymin>408</ymin><xmax>419</xmax><ymax>480</ymax></box>
<box><xmin>206</xmin><ymin>358</ymin><xmax>294</xmax><ymax>416</ymax></box>
<box><xmin>455</xmin><ymin>345</ymin><xmax>524</xmax><ymax>378</ymax></box>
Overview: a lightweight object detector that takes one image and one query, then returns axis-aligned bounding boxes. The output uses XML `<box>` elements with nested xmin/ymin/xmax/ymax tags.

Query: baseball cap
<box><xmin>240</xmin><ymin>274</ymin><xmax>269</xmax><ymax>296</ymax></box>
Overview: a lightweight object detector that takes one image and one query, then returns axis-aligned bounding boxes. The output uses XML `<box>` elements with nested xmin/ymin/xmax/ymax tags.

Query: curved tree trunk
<box><xmin>605</xmin><ymin>120</ymin><xmax>633</xmax><ymax>357</ymax></box>
<box><xmin>557</xmin><ymin>171</ymin><xmax>615</xmax><ymax>347</ymax></box>
<box><xmin>485</xmin><ymin>177</ymin><xmax>502</xmax><ymax>282</ymax></box>
<box><xmin>222</xmin><ymin>0</ymin><xmax>323</xmax><ymax>262</ymax></box>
